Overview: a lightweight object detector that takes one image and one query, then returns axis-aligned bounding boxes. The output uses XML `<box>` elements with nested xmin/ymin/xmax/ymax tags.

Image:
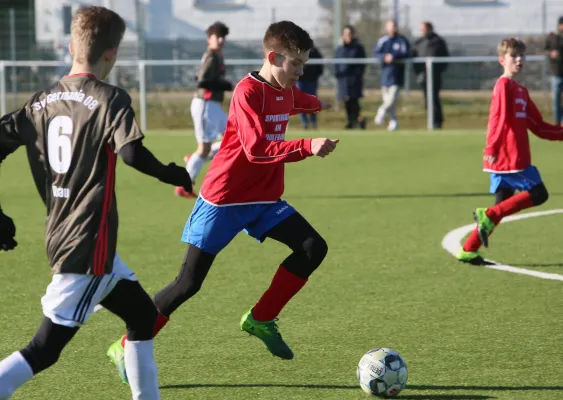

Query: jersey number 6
<box><xmin>48</xmin><ymin>116</ymin><xmax>73</xmax><ymax>174</ymax></box>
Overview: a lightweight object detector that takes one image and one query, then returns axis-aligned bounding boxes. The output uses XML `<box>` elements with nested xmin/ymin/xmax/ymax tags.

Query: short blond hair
<box><xmin>71</xmin><ymin>6</ymin><xmax>126</xmax><ymax>64</ymax></box>
<box><xmin>498</xmin><ymin>37</ymin><xmax>526</xmax><ymax>57</ymax></box>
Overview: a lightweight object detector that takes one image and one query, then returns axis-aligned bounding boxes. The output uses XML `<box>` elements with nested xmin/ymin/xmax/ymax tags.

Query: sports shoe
<box><xmin>240</xmin><ymin>309</ymin><xmax>294</xmax><ymax>360</ymax></box>
<box><xmin>388</xmin><ymin>119</ymin><xmax>399</xmax><ymax>131</ymax></box>
<box><xmin>457</xmin><ymin>248</ymin><xmax>486</xmax><ymax>265</ymax></box>
<box><xmin>473</xmin><ymin>208</ymin><xmax>495</xmax><ymax>248</ymax></box>
<box><xmin>175</xmin><ymin>186</ymin><xmax>197</xmax><ymax>199</ymax></box>
<box><xmin>374</xmin><ymin>110</ymin><xmax>385</xmax><ymax>125</ymax></box>
<box><xmin>107</xmin><ymin>338</ymin><xmax>128</xmax><ymax>384</ymax></box>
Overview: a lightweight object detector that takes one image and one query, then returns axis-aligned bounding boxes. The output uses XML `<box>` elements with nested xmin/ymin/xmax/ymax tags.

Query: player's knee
<box><xmin>20</xmin><ymin>340</ymin><xmax>62</xmax><ymax>375</ymax></box>
<box><xmin>303</xmin><ymin>233</ymin><xmax>328</xmax><ymax>272</ymax></box>
<box><xmin>530</xmin><ymin>184</ymin><xmax>549</xmax><ymax>206</ymax></box>
<box><xmin>177</xmin><ymin>277</ymin><xmax>204</xmax><ymax>300</ymax></box>
<box><xmin>126</xmin><ymin>298</ymin><xmax>158</xmax><ymax>342</ymax></box>
<box><xmin>198</xmin><ymin>143</ymin><xmax>212</xmax><ymax>157</ymax></box>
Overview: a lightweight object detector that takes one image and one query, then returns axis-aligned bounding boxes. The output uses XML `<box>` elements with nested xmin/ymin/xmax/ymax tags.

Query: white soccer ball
<box><xmin>357</xmin><ymin>348</ymin><xmax>408</xmax><ymax>398</ymax></box>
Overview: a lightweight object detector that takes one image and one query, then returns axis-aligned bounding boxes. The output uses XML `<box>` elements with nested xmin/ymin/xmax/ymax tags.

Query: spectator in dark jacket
<box><xmin>335</xmin><ymin>25</ymin><xmax>367</xmax><ymax>129</ymax></box>
<box><xmin>373</xmin><ymin>20</ymin><xmax>410</xmax><ymax>131</ymax></box>
<box><xmin>545</xmin><ymin>16</ymin><xmax>563</xmax><ymax>125</ymax></box>
<box><xmin>297</xmin><ymin>45</ymin><xmax>324</xmax><ymax>129</ymax></box>
<box><xmin>412</xmin><ymin>21</ymin><xmax>450</xmax><ymax>129</ymax></box>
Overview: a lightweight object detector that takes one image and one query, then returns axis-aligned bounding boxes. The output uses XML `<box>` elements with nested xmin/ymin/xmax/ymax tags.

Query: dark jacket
<box><xmin>301</xmin><ymin>46</ymin><xmax>324</xmax><ymax>82</ymax></box>
<box><xmin>334</xmin><ymin>38</ymin><xmax>366</xmax><ymax>100</ymax></box>
<box><xmin>412</xmin><ymin>32</ymin><xmax>450</xmax><ymax>81</ymax></box>
<box><xmin>373</xmin><ymin>34</ymin><xmax>410</xmax><ymax>87</ymax></box>
<box><xmin>545</xmin><ymin>32</ymin><xmax>563</xmax><ymax>77</ymax></box>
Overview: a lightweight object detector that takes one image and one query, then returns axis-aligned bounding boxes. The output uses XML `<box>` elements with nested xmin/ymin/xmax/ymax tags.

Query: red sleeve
<box><xmin>526</xmin><ymin>95</ymin><xmax>563</xmax><ymax>140</ymax></box>
<box><xmin>484</xmin><ymin>79</ymin><xmax>509</xmax><ymax>161</ymax></box>
<box><xmin>290</xmin><ymin>86</ymin><xmax>322</xmax><ymax>116</ymax></box>
<box><xmin>234</xmin><ymin>84</ymin><xmax>313</xmax><ymax>164</ymax></box>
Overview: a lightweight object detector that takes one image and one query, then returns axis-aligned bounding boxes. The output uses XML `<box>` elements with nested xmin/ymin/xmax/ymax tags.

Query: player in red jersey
<box><xmin>106</xmin><ymin>20</ymin><xmax>337</xmax><ymax>382</ymax></box>
<box><xmin>458</xmin><ymin>37</ymin><xmax>563</xmax><ymax>265</ymax></box>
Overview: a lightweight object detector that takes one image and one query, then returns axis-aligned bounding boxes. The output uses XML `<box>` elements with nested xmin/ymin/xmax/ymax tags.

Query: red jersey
<box><xmin>483</xmin><ymin>77</ymin><xmax>563</xmax><ymax>173</ymax></box>
<box><xmin>200</xmin><ymin>72</ymin><xmax>321</xmax><ymax>205</ymax></box>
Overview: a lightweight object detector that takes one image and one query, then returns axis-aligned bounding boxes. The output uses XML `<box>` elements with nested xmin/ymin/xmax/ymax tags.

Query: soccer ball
<box><xmin>357</xmin><ymin>348</ymin><xmax>408</xmax><ymax>398</ymax></box>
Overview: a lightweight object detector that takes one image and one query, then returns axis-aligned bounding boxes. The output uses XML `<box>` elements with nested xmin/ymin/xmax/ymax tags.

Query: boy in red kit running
<box><xmin>458</xmin><ymin>37</ymin><xmax>563</xmax><ymax>265</ymax></box>
<box><xmin>107</xmin><ymin>20</ymin><xmax>337</xmax><ymax>383</ymax></box>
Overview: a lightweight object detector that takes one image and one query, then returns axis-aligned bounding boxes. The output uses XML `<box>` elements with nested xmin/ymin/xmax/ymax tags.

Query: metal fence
<box><xmin>0</xmin><ymin>55</ymin><xmax>548</xmax><ymax>131</ymax></box>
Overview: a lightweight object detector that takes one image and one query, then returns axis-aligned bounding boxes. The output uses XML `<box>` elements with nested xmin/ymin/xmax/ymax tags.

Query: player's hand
<box><xmin>384</xmin><ymin>54</ymin><xmax>394</xmax><ymax>63</ymax></box>
<box><xmin>550</xmin><ymin>50</ymin><xmax>559</xmax><ymax>59</ymax></box>
<box><xmin>0</xmin><ymin>210</ymin><xmax>17</xmax><ymax>251</ymax></box>
<box><xmin>483</xmin><ymin>154</ymin><xmax>497</xmax><ymax>165</ymax></box>
<box><xmin>311</xmin><ymin>138</ymin><xmax>339</xmax><ymax>158</ymax></box>
<box><xmin>161</xmin><ymin>163</ymin><xmax>193</xmax><ymax>193</ymax></box>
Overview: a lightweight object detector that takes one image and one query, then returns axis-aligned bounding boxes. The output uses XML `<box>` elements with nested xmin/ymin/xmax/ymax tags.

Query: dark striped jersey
<box><xmin>0</xmin><ymin>74</ymin><xmax>143</xmax><ymax>274</ymax></box>
<box><xmin>195</xmin><ymin>49</ymin><xmax>227</xmax><ymax>103</ymax></box>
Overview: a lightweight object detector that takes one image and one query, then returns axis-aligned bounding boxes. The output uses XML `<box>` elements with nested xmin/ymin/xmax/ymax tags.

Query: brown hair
<box><xmin>263</xmin><ymin>21</ymin><xmax>314</xmax><ymax>56</ymax></box>
<box><xmin>70</xmin><ymin>6</ymin><xmax>126</xmax><ymax>64</ymax></box>
<box><xmin>422</xmin><ymin>21</ymin><xmax>434</xmax><ymax>32</ymax></box>
<box><xmin>206</xmin><ymin>21</ymin><xmax>229</xmax><ymax>38</ymax></box>
<box><xmin>498</xmin><ymin>37</ymin><xmax>526</xmax><ymax>57</ymax></box>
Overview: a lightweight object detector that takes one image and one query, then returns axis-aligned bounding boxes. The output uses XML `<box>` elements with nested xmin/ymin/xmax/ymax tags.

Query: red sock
<box><xmin>462</xmin><ymin>228</ymin><xmax>482</xmax><ymax>252</ymax></box>
<box><xmin>486</xmin><ymin>192</ymin><xmax>534</xmax><ymax>224</ymax></box>
<box><xmin>252</xmin><ymin>265</ymin><xmax>307</xmax><ymax>322</ymax></box>
<box><xmin>121</xmin><ymin>311</ymin><xmax>170</xmax><ymax>347</ymax></box>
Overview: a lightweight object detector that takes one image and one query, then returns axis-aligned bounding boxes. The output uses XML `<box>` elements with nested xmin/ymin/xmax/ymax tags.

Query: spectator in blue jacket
<box><xmin>373</xmin><ymin>20</ymin><xmax>410</xmax><ymax>131</ymax></box>
<box><xmin>335</xmin><ymin>25</ymin><xmax>367</xmax><ymax>129</ymax></box>
<box><xmin>297</xmin><ymin>45</ymin><xmax>324</xmax><ymax>129</ymax></box>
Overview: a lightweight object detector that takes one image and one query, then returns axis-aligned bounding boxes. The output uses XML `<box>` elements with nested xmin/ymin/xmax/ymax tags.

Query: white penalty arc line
<box><xmin>442</xmin><ymin>209</ymin><xmax>563</xmax><ymax>282</ymax></box>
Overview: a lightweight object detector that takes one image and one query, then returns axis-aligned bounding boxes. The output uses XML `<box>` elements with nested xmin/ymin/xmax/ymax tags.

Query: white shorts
<box><xmin>41</xmin><ymin>253</ymin><xmax>137</xmax><ymax>328</ymax></box>
<box><xmin>190</xmin><ymin>97</ymin><xmax>227</xmax><ymax>144</ymax></box>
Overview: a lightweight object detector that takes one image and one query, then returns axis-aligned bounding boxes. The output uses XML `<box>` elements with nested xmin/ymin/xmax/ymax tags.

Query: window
<box><xmin>444</xmin><ymin>0</ymin><xmax>508</xmax><ymax>5</ymax></box>
<box><xmin>194</xmin><ymin>0</ymin><xmax>247</xmax><ymax>8</ymax></box>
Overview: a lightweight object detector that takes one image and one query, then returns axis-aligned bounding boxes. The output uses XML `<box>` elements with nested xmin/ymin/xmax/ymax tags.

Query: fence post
<box><xmin>425</xmin><ymin>58</ymin><xmax>434</xmax><ymax>131</ymax></box>
<box><xmin>139</xmin><ymin>60</ymin><xmax>147</xmax><ymax>132</ymax></box>
<box><xmin>9</xmin><ymin>8</ymin><xmax>16</xmax><ymax>108</ymax></box>
<box><xmin>0</xmin><ymin>62</ymin><xmax>6</xmax><ymax>116</ymax></box>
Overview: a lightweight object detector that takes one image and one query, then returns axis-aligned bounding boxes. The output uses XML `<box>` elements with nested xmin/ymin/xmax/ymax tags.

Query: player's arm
<box><xmin>527</xmin><ymin>97</ymin><xmax>563</xmax><ymax>140</ymax></box>
<box><xmin>290</xmin><ymin>86</ymin><xmax>322</xmax><ymax>115</ymax></box>
<box><xmin>0</xmin><ymin>108</ymin><xmax>29</xmax><ymax>251</ymax></box>
<box><xmin>372</xmin><ymin>37</ymin><xmax>386</xmax><ymax>60</ymax></box>
<box><xmin>235</xmin><ymin>86</ymin><xmax>338</xmax><ymax>163</ymax></box>
<box><xmin>483</xmin><ymin>80</ymin><xmax>509</xmax><ymax>166</ymax></box>
<box><xmin>107</xmin><ymin>91</ymin><xmax>193</xmax><ymax>192</ymax></box>
<box><xmin>197</xmin><ymin>53</ymin><xmax>233</xmax><ymax>92</ymax></box>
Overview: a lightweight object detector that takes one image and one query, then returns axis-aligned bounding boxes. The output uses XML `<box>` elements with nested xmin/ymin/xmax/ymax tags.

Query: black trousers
<box><xmin>421</xmin><ymin>75</ymin><xmax>443</xmax><ymax>128</ymax></box>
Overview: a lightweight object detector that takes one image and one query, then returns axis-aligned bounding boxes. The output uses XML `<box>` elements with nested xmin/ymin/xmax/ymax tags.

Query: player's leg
<box><xmin>206</xmin><ymin>103</ymin><xmax>228</xmax><ymax>161</ymax></box>
<box><xmin>101</xmin><ymin>279</ymin><xmax>160</xmax><ymax>398</ymax></box>
<box><xmin>310</xmin><ymin>81</ymin><xmax>318</xmax><ymax>129</ymax></box>
<box><xmin>386</xmin><ymin>85</ymin><xmax>399</xmax><ymax>131</ymax></box>
<box><xmin>106</xmin><ymin>198</ymin><xmax>242</xmax><ymax>379</ymax></box>
<box><xmin>344</xmin><ymin>99</ymin><xmax>354</xmax><ymax>129</ymax></box>
<box><xmin>0</xmin><ymin>318</ymin><xmax>78</xmax><ymax>399</ymax></box>
<box><xmin>474</xmin><ymin>167</ymin><xmax>547</xmax><ymax>247</ymax></box>
<box><xmin>458</xmin><ymin>187</ymin><xmax>514</xmax><ymax>264</ymax></box>
<box><xmin>375</xmin><ymin>86</ymin><xmax>389</xmax><ymax>125</ymax></box>
<box><xmin>241</xmin><ymin>207</ymin><xmax>328</xmax><ymax>359</ymax></box>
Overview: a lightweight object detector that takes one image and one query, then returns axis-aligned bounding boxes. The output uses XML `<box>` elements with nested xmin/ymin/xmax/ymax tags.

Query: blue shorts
<box><xmin>489</xmin><ymin>165</ymin><xmax>543</xmax><ymax>194</ymax></box>
<box><xmin>181</xmin><ymin>197</ymin><xmax>296</xmax><ymax>254</ymax></box>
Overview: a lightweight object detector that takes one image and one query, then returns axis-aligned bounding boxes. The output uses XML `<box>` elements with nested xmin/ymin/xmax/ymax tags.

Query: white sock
<box><xmin>125</xmin><ymin>340</ymin><xmax>160</xmax><ymax>400</ymax></box>
<box><xmin>0</xmin><ymin>352</ymin><xmax>34</xmax><ymax>399</ymax></box>
<box><xmin>207</xmin><ymin>142</ymin><xmax>221</xmax><ymax>160</ymax></box>
<box><xmin>186</xmin><ymin>153</ymin><xmax>206</xmax><ymax>182</ymax></box>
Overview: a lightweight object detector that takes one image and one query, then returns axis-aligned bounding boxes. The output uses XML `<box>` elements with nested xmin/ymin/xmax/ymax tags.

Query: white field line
<box><xmin>442</xmin><ymin>209</ymin><xmax>563</xmax><ymax>282</ymax></box>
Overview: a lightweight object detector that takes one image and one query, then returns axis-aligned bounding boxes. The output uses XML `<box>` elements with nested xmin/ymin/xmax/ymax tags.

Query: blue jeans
<box><xmin>296</xmin><ymin>80</ymin><xmax>318</xmax><ymax>128</ymax></box>
<box><xmin>552</xmin><ymin>76</ymin><xmax>563</xmax><ymax>125</ymax></box>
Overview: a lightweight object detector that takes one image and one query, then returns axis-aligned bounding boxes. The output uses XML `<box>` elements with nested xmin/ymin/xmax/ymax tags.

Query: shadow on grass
<box><xmin>161</xmin><ymin>382</ymin><xmax>563</xmax><ymax>398</ymax></box>
<box><xmin>286</xmin><ymin>193</ymin><xmax>491</xmax><ymax>200</ymax></box>
<box><xmin>287</xmin><ymin>192</ymin><xmax>563</xmax><ymax>201</ymax></box>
